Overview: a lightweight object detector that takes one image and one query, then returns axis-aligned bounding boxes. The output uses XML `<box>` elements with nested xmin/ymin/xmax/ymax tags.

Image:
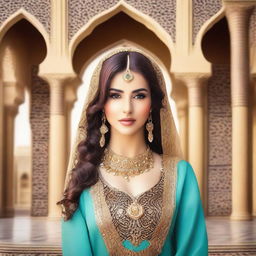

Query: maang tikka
<box><xmin>123</xmin><ymin>55</ymin><xmax>134</xmax><ymax>82</ymax></box>
<box><xmin>100</xmin><ymin>112</ymin><xmax>108</xmax><ymax>147</ymax></box>
<box><xmin>146</xmin><ymin>112</ymin><xmax>154</xmax><ymax>142</ymax></box>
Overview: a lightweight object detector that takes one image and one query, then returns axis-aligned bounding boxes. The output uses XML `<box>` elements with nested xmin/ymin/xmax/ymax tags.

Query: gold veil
<box><xmin>64</xmin><ymin>46</ymin><xmax>183</xmax><ymax>190</ymax></box>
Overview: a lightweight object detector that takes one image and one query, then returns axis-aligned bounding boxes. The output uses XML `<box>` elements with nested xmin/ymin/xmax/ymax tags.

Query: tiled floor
<box><xmin>207</xmin><ymin>217</ymin><xmax>256</xmax><ymax>246</ymax></box>
<box><xmin>0</xmin><ymin>216</ymin><xmax>61</xmax><ymax>246</ymax></box>
<box><xmin>0</xmin><ymin>215</ymin><xmax>255</xmax><ymax>248</ymax></box>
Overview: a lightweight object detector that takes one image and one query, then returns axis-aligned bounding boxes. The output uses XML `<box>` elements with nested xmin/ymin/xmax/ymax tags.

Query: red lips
<box><xmin>119</xmin><ymin>118</ymin><xmax>135</xmax><ymax>121</ymax></box>
<box><xmin>119</xmin><ymin>118</ymin><xmax>136</xmax><ymax>126</ymax></box>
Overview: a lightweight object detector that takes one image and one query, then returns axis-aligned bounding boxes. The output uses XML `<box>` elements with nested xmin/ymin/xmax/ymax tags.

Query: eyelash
<box><xmin>109</xmin><ymin>93</ymin><xmax>146</xmax><ymax>99</ymax></box>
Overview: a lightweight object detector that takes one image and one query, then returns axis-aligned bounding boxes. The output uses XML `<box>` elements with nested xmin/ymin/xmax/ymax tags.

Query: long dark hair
<box><xmin>57</xmin><ymin>51</ymin><xmax>165</xmax><ymax>220</ymax></box>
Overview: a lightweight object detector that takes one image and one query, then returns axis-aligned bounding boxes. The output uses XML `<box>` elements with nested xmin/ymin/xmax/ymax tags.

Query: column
<box><xmin>252</xmin><ymin>76</ymin><xmax>256</xmax><ymax>217</ymax></box>
<box><xmin>225</xmin><ymin>2</ymin><xmax>254</xmax><ymax>220</ymax></box>
<box><xmin>187</xmin><ymin>75</ymin><xmax>208</xmax><ymax>203</ymax></box>
<box><xmin>0</xmin><ymin>83</ymin><xmax>3</xmax><ymax>216</ymax></box>
<box><xmin>176</xmin><ymin>100</ymin><xmax>188</xmax><ymax>160</ymax></box>
<box><xmin>2</xmin><ymin>106</ymin><xmax>18</xmax><ymax>217</ymax></box>
<box><xmin>64</xmin><ymin>81</ymin><xmax>80</xmax><ymax>160</ymax></box>
<box><xmin>175</xmin><ymin>73</ymin><xmax>208</xmax><ymax>203</ymax></box>
<box><xmin>47</xmin><ymin>76</ymin><xmax>68</xmax><ymax>218</ymax></box>
<box><xmin>1</xmin><ymin>81</ymin><xmax>23</xmax><ymax>217</ymax></box>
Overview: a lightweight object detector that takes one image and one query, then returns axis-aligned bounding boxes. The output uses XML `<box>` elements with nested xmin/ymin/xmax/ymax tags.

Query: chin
<box><xmin>113</xmin><ymin>125</ymin><xmax>144</xmax><ymax>137</ymax></box>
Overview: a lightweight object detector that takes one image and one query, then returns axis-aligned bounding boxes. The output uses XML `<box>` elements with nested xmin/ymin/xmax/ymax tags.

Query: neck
<box><xmin>108</xmin><ymin>129</ymin><xmax>148</xmax><ymax>158</ymax></box>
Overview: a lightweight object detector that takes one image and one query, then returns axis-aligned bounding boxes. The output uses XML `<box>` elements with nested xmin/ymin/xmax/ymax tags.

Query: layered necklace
<box><xmin>101</xmin><ymin>147</ymin><xmax>154</xmax><ymax>220</ymax></box>
<box><xmin>101</xmin><ymin>147</ymin><xmax>154</xmax><ymax>182</ymax></box>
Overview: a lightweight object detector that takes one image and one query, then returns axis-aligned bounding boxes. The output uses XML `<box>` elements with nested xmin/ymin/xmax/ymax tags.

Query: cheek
<box><xmin>104</xmin><ymin>101</ymin><xmax>117</xmax><ymax>120</ymax></box>
<box><xmin>137</xmin><ymin>100</ymin><xmax>151</xmax><ymax>118</ymax></box>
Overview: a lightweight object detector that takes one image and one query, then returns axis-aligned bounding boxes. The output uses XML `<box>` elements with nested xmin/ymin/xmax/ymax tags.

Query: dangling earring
<box><xmin>100</xmin><ymin>113</ymin><xmax>108</xmax><ymax>147</ymax></box>
<box><xmin>146</xmin><ymin>112</ymin><xmax>154</xmax><ymax>143</ymax></box>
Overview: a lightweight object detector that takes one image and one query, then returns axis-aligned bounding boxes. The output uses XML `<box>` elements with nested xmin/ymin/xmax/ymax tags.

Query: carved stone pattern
<box><xmin>249</xmin><ymin>8</ymin><xmax>256</xmax><ymax>46</ymax></box>
<box><xmin>30</xmin><ymin>66</ymin><xmax>50</xmax><ymax>216</ymax></box>
<box><xmin>68</xmin><ymin>0</ymin><xmax>176</xmax><ymax>41</ymax></box>
<box><xmin>0</xmin><ymin>0</ymin><xmax>50</xmax><ymax>33</ymax></box>
<box><xmin>207</xmin><ymin>64</ymin><xmax>232</xmax><ymax>216</ymax></box>
<box><xmin>193</xmin><ymin>0</ymin><xmax>222</xmax><ymax>44</ymax></box>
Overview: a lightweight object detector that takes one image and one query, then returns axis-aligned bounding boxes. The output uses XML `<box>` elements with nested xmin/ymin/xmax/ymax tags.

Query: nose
<box><xmin>122</xmin><ymin>96</ymin><xmax>133</xmax><ymax>114</ymax></box>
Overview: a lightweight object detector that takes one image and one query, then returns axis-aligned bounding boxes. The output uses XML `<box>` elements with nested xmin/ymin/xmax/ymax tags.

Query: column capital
<box><xmin>3</xmin><ymin>81</ymin><xmax>24</xmax><ymax>111</ymax></box>
<box><xmin>173</xmin><ymin>73</ymin><xmax>210</xmax><ymax>107</ymax></box>
<box><xmin>173</xmin><ymin>72</ymin><xmax>210</xmax><ymax>89</ymax></box>
<box><xmin>65</xmin><ymin>77</ymin><xmax>82</xmax><ymax>107</ymax></box>
<box><xmin>40</xmin><ymin>73</ymin><xmax>77</xmax><ymax>115</ymax></box>
<box><xmin>39</xmin><ymin>72</ymin><xmax>78</xmax><ymax>88</ymax></box>
<box><xmin>176</xmin><ymin>100</ymin><xmax>188</xmax><ymax>113</ymax></box>
<box><xmin>225</xmin><ymin>1</ymin><xmax>255</xmax><ymax>18</ymax></box>
<box><xmin>225</xmin><ymin>1</ymin><xmax>254</xmax><ymax>107</ymax></box>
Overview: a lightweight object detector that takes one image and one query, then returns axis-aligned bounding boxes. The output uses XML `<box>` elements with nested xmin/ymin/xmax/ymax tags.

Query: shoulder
<box><xmin>161</xmin><ymin>154</ymin><xmax>188</xmax><ymax>172</ymax></box>
<box><xmin>162</xmin><ymin>155</ymin><xmax>196</xmax><ymax>183</ymax></box>
<box><xmin>176</xmin><ymin>159</ymin><xmax>197</xmax><ymax>183</ymax></box>
<box><xmin>175</xmin><ymin>160</ymin><xmax>201</xmax><ymax>199</ymax></box>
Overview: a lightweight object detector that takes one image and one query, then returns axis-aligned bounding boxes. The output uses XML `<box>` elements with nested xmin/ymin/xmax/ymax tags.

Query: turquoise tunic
<box><xmin>61</xmin><ymin>159</ymin><xmax>208</xmax><ymax>255</ymax></box>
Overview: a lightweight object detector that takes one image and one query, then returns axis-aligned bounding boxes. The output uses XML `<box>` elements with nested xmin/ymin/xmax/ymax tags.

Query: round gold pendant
<box><xmin>126</xmin><ymin>201</ymin><xmax>144</xmax><ymax>220</ymax></box>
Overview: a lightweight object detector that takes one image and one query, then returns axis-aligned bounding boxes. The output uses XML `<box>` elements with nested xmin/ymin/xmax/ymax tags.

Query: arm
<box><xmin>173</xmin><ymin>160</ymin><xmax>208</xmax><ymax>255</ymax></box>
<box><xmin>61</xmin><ymin>193</ymin><xmax>93</xmax><ymax>256</ymax></box>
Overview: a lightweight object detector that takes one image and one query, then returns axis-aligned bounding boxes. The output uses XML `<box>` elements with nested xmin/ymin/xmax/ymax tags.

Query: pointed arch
<box><xmin>78</xmin><ymin>39</ymin><xmax>171</xmax><ymax>77</ymax></box>
<box><xmin>69</xmin><ymin>0</ymin><xmax>174</xmax><ymax>60</ymax></box>
<box><xmin>194</xmin><ymin>7</ymin><xmax>226</xmax><ymax>52</ymax></box>
<box><xmin>0</xmin><ymin>8</ymin><xmax>49</xmax><ymax>50</ymax></box>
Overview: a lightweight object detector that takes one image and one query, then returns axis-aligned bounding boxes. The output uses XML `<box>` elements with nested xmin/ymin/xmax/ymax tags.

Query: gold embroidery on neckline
<box><xmin>90</xmin><ymin>155</ymin><xmax>181</xmax><ymax>256</ymax></box>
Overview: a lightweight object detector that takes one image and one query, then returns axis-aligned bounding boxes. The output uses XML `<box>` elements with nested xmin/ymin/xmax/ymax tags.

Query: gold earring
<box><xmin>146</xmin><ymin>113</ymin><xmax>154</xmax><ymax>143</ymax></box>
<box><xmin>100</xmin><ymin>113</ymin><xmax>108</xmax><ymax>147</ymax></box>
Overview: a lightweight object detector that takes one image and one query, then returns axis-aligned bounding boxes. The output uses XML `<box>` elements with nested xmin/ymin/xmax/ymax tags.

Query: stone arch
<box><xmin>71</xmin><ymin>13</ymin><xmax>172</xmax><ymax>76</ymax></box>
<box><xmin>193</xmin><ymin>7</ymin><xmax>225</xmax><ymax>53</ymax></box>
<box><xmin>0</xmin><ymin>9</ymin><xmax>49</xmax><ymax>217</ymax></box>
<box><xmin>197</xmin><ymin>7</ymin><xmax>232</xmax><ymax>217</ymax></box>
<box><xmin>69</xmin><ymin>1</ymin><xmax>174</xmax><ymax>61</ymax></box>
<box><xmin>78</xmin><ymin>39</ymin><xmax>170</xmax><ymax>78</ymax></box>
<box><xmin>0</xmin><ymin>8</ymin><xmax>49</xmax><ymax>50</ymax></box>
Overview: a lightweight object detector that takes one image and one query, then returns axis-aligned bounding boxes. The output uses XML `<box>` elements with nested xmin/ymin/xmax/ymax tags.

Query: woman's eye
<box><xmin>134</xmin><ymin>94</ymin><xmax>146</xmax><ymax>99</ymax></box>
<box><xmin>109</xmin><ymin>93</ymin><xmax>120</xmax><ymax>99</ymax></box>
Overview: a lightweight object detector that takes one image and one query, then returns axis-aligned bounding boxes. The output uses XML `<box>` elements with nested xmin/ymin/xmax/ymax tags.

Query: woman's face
<box><xmin>104</xmin><ymin>71</ymin><xmax>151</xmax><ymax>137</ymax></box>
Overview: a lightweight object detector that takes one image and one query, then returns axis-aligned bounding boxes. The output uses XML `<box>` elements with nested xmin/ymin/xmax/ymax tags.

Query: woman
<box><xmin>58</xmin><ymin>47</ymin><xmax>208</xmax><ymax>255</ymax></box>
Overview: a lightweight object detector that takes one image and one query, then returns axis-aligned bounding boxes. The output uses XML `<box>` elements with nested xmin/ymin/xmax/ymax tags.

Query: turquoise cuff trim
<box><xmin>122</xmin><ymin>240</ymin><xmax>150</xmax><ymax>252</ymax></box>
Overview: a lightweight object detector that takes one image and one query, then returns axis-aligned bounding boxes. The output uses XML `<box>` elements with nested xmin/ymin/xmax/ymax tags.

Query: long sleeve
<box><xmin>61</xmin><ymin>194</ymin><xmax>93</xmax><ymax>256</ymax></box>
<box><xmin>173</xmin><ymin>160</ymin><xmax>208</xmax><ymax>255</ymax></box>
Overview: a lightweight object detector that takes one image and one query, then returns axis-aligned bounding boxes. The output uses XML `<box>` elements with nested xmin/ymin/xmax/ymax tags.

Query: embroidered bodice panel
<box><xmin>100</xmin><ymin>171</ymin><xmax>164</xmax><ymax>246</ymax></box>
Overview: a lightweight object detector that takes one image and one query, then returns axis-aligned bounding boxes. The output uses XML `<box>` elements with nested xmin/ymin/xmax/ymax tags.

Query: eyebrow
<box><xmin>109</xmin><ymin>88</ymin><xmax>149</xmax><ymax>93</ymax></box>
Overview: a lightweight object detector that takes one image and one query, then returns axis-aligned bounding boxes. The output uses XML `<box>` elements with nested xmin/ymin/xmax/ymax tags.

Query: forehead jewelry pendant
<box><xmin>123</xmin><ymin>55</ymin><xmax>134</xmax><ymax>82</ymax></box>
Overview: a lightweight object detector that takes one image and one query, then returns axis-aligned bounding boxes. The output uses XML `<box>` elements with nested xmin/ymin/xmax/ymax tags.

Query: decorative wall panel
<box><xmin>30</xmin><ymin>66</ymin><xmax>49</xmax><ymax>216</ymax></box>
<box><xmin>0</xmin><ymin>0</ymin><xmax>50</xmax><ymax>34</ymax></box>
<box><xmin>68</xmin><ymin>0</ymin><xmax>176</xmax><ymax>42</ymax></box>
<box><xmin>193</xmin><ymin>0</ymin><xmax>222</xmax><ymax>44</ymax></box>
<box><xmin>207</xmin><ymin>64</ymin><xmax>232</xmax><ymax>216</ymax></box>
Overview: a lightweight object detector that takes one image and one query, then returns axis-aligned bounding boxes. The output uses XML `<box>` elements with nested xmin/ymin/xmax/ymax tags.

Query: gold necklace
<box><xmin>101</xmin><ymin>147</ymin><xmax>154</xmax><ymax>182</ymax></box>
